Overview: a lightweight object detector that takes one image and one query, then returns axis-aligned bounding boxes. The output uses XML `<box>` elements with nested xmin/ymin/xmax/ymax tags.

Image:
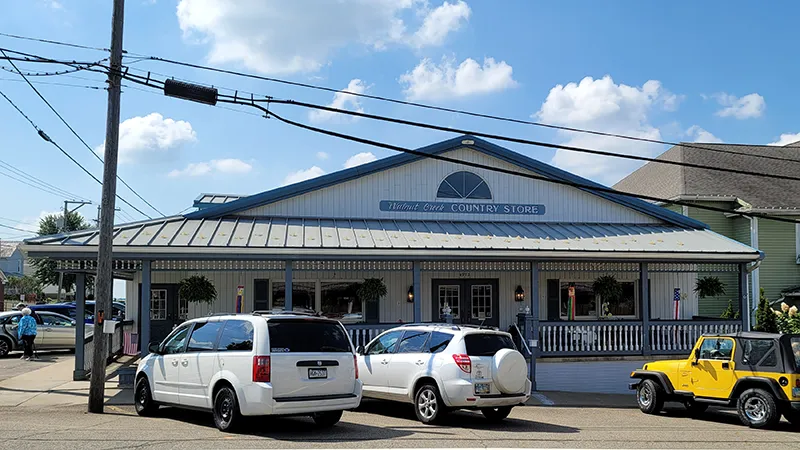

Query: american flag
<box><xmin>673</xmin><ymin>288</ymin><xmax>681</xmax><ymax>320</ymax></box>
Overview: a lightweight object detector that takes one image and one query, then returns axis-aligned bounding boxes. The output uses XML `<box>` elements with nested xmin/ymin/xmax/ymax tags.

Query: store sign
<box><xmin>379</xmin><ymin>200</ymin><xmax>545</xmax><ymax>215</ymax></box>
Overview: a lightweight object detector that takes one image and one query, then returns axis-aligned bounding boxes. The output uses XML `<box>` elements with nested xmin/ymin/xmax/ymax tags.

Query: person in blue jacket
<box><xmin>17</xmin><ymin>308</ymin><xmax>37</xmax><ymax>360</ymax></box>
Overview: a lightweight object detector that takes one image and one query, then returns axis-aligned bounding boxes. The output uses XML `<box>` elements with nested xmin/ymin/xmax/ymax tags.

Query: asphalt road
<box><xmin>1</xmin><ymin>400</ymin><xmax>799</xmax><ymax>449</ymax></box>
<box><xmin>0</xmin><ymin>351</ymin><xmax>72</xmax><ymax>383</ymax></box>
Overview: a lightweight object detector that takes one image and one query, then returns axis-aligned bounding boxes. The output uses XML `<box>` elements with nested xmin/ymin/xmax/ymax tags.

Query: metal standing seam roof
<box><xmin>21</xmin><ymin>216</ymin><xmax>761</xmax><ymax>260</ymax></box>
<box><xmin>193</xmin><ymin>193</ymin><xmax>245</xmax><ymax>208</ymax></box>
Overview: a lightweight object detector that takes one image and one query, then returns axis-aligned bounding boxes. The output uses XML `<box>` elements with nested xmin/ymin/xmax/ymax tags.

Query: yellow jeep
<box><xmin>630</xmin><ymin>332</ymin><xmax>800</xmax><ymax>428</ymax></box>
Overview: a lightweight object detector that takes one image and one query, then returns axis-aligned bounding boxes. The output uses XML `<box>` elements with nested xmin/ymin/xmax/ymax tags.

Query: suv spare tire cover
<box><xmin>492</xmin><ymin>348</ymin><xmax>527</xmax><ymax>394</ymax></box>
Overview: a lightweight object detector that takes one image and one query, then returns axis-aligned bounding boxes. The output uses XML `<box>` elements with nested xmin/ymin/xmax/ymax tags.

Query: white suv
<box><xmin>356</xmin><ymin>324</ymin><xmax>531</xmax><ymax>424</ymax></box>
<box><xmin>134</xmin><ymin>313</ymin><xmax>362</xmax><ymax>431</ymax></box>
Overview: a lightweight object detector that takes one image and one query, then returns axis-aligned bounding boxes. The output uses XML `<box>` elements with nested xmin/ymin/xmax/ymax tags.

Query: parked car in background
<box><xmin>0</xmin><ymin>310</ymin><xmax>89</xmax><ymax>356</ymax></box>
<box><xmin>30</xmin><ymin>301</ymin><xmax>125</xmax><ymax>324</ymax></box>
<box><xmin>357</xmin><ymin>324</ymin><xmax>531</xmax><ymax>424</ymax></box>
<box><xmin>134</xmin><ymin>312</ymin><xmax>362</xmax><ymax>432</ymax></box>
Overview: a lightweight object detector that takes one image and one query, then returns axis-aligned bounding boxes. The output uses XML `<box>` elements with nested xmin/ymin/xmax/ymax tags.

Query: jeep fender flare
<box><xmin>730</xmin><ymin>377</ymin><xmax>788</xmax><ymax>402</ymax></box>
<box><xmin>630</xmin><ymin>370</ymin><xmax>675</xmax><ymax>395</ymax></box>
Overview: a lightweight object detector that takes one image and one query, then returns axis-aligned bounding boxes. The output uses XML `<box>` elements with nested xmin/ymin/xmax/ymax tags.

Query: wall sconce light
<box><xmin>514</xmin><ymin>285</ymin><xmax>525</xmax><ymax>302</ymax></box>
<box><xmin>407</xmin><ymin>286</ymin><xmax>415</xmax><ymax>302</ymax></box>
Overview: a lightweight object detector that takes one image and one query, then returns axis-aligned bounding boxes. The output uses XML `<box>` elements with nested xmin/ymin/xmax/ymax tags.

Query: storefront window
<box><xmin>320</xmin><ymin>281</ymin><xmax>363</xmax><ymax>324</ymax></box>
<box><xmin>271</xmin><ymin>282</ymin><xmax>315</xmax><ymax>311</ymax></box>
<box><xmin>560</xmin><ymin>281</ymin><xmax>636</xmax><ymax>319</ymax></box>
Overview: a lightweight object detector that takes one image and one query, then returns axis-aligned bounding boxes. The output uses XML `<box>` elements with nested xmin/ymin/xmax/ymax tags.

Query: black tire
<box><xmin>213</xmin><ymin>386</ymin><xmax>243</xmax><ymax>432</ymax></box>
<box><xmin>684</xmin><ymin>400</ymin><xmax>709</xmax><ymax>416</ymax></box>
<box><xmin>312</xmin><ymin>410</ymin><xmax>343</xmax><ymax>428</ymax></box>
<box><xmin>636</xmin><ymin>379</ymin><xmax>665</xmax><ymax>414</ymax></box>
<box><xmin>134</xmin><ymin>377</ymin><xmax>158</xmax><ymax>416</ymax></box>
<box><xmin>737</xmin><ymin>388</ymin><xmax>780</xmax><ymax>429</ymax></box>
<box><xmin>783</xmin><ymin>408</ymin><xmax>800</xmax><ymax>427</ymax></box>
<box><xmin>0</xmin><ymin>338</ymin><xmax>11</xmax><ymax>357</ymax></box>
<box><xmin>481</xmin><ymin>406</ymin><xmax>513</xmax><ymax>422</ymax></box>
<box><xmin>414</xmin><ymin>383</ymin><xmax>446</xmax><ymax>424</ymax></box>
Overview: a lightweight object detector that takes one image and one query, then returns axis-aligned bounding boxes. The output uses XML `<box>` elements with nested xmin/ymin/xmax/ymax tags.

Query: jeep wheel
<box><xmin>684</xmin><ymin>400</ymin><xmax>708</xmax><ymax>416</ymax></box>
<box><xmin>636</xmin><ymin>379</ymin><xmax>664</xmax><ymax>414</ymax></box>
<box><xmin>737</xmin><ymin>388</ymin><xmax>780</xmax><ymax>429</ymax></box>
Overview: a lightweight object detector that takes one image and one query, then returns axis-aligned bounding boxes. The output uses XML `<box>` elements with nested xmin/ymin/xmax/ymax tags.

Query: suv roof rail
<box><xmin>398</xmin><ymin>322</ymin><xmax>460</xmax><ymax>329</ymax></box>
<box><xmin>251</xmin><ymin>310</ymin><xmax>319</xmax><ymax>317</ymax></box>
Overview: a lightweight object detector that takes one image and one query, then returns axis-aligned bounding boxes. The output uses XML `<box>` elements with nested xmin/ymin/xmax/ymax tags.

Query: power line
<box><xmin>0</xmin><ymin>77</ymin><xmax>105</xmax><ymax>90</ymax></box>
<box><xmin>0</xmin><ymin>159</ymin><xmax>90</xmax><ymax>200</ymax></box>
<box><xmin>2</xmin><ymin>41</ymin><xmax>799</xmax><ymax>166</ymax></box>
<box><xmin>0</xmin><ymin>165</ymin><xmax>85</xmax><ymax>200</ymax></box>
<box><xmin>0</xmin><ymin>49</ymin><xmax>163</xmax><ymax>217</ymax></box>
<box><xmin>0</xmin><ymin>216</ymin><xmax>36</xmax><ymax>226</ymax></box>
<box><xmin>0</xmin><ymin>87</ymin><xmax>151</xmax><ymax>219</ymax></box>
<box><xmin>0</xmin><ymin>31</ymin><xmax>112</xmax><ymax>53</ymax></box>
<box><xmin>0</xmin><ymin>222</ymin><xmax>34</xmax><ymax>234</ymax></box>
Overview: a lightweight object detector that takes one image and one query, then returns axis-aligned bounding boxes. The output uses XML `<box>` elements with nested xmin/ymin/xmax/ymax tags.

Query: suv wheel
<box><xmin>481</xmin><ymin>406</ymin><xmax>513</xmax><ymax>422</ymax></box>
<box><xmin>0</xmin><ymin>338</ymin><xmax>10</xmax><ymax>357</ymax></box>
<box><xmin>636</xmin><ymin>379</ymin><xmax>664</xmax><ymax>414</ymax></box>
<box><xmin>415</xmin><ymin>383</ymin><xmax>446</xmax><ymax>424</ymax></box>
<box><xmin>737</xmin><ymin>388</ymin><xmax>780</xmax><ymax>429</ymax></box>
<box><xmin>213</xmin><ymin>386</ymin><xmax>243</xmax><ymax>432</ymax></box>
<box><xmin>134</xmin><ymin>377</ymin><xmax>158</xmax><ymax>416</ymax></box>
<box><xmin>312</xmin><ymin>410</ymin><xmax>343</xmax><ymax>428</ymax></box>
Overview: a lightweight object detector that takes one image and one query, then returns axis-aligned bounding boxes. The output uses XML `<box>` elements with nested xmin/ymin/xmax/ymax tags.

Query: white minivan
<box><xmin>135</xmin><ymin>312</ymin><xmax>362</xmax><ymax>431</ymax></box>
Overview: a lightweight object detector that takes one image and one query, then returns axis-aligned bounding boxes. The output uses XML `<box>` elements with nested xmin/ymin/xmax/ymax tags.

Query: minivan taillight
<box><xmin>354</xmin><ymin>355</ymin><xmax>359</xmax><ymax>379</ymax></box>
<box><xmin>452</xmin><ymin>354</ymin><xmax>471</xmax><ymax>373</ymax></box>
<box><xmin>253</xmin><ymin>356</ymin><xmax>271</xmax><ymax>383</ymax></box>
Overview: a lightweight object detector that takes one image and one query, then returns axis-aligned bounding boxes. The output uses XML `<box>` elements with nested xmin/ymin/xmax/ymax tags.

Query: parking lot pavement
<box><xmin>0</xmin><ymin>400</ymin><xmax>798</xmax><ymax>450</ymax></box>
<box><xmin>0</xmin><ymin>350</ymin><xmax>72</xmax><ymax>383</ymax></box>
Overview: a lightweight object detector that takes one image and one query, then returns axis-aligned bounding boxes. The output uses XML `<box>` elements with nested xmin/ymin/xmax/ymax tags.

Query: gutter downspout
<box><xmin>743</xmin><ymin>216</ymin><xmax>761</xmax><ymax>322</ymax></box>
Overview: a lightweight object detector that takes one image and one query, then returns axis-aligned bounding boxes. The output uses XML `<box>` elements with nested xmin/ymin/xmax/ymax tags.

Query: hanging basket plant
<box><xmin>178</xmin><ymin>275</ymin><xmax>217</xmax><ymax>304</ymax></box>
<box><xmin>357</xmin><ymin>278</ymin><xmax>387</xmax><ymax>303</ymax></box>
<box><xmin>592</xmin><ymin>275</ymin><xmax>622</xmax><ymax>303</ymax></box>
<box><xmin>695</xmin><ymin>276</ymin><xmax>726</xmax><ymax>299</ymax></box>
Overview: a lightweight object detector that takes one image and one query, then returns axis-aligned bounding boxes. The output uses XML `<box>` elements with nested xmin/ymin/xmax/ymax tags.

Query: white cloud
<box><xmin>685</xmin><ymin>125</ymin><xmax>723</xmax><ymax>143</ymax></box>
<box><xmin>535</xmin><ymin>75</ymin><xmax>677</xmax><ymax>184</ymax></box>
<box><xmin>168</xmin><ymin>158</ymin><xmax>252</xmax><ymax>177</ymax></box>
<box><xmin>768</xmin><ymin>133</ymin><xmax>800</xmax><ymax>146</ymax></box>
<box><xmin>344</xmin><ymin>152</ymin><xmax>377</xmax><ymax>169</ymax></box>
<box><xmin>400</xmin><ymin>56</ymin><xmax>517</xmax><ymax>101</ymax></box>
<box><xmin>283</xmin><ymin>166</ymin><xmax>326</xmax><ymax>185</ymax></box>
<box><xmin>316</xmin><ymin>151</ymin><xmax>330</xmax><ymax>160</ymax></box>
<box><xmin>713</xmin><ymin>92</ymin><xmax>765</xmax><ymax>119</ymax></box>
<box><xmin>309</xmin><ymin>79</ymin><xmax>368</xmax><ymax>123</ymax></box>
<box><xmin>96</xmin><ymin>113</ymin><xmax>196</xmax><ymax>164</ymax></box>
<box><xmin>410</xmin><ymin>0</ymin><xmax>470</xmax><ymax>47</ymax></box>
<box><xmin>176</xmin><ymin>0</ymin><xmax>469</xmax><ymax>76</ymax></box>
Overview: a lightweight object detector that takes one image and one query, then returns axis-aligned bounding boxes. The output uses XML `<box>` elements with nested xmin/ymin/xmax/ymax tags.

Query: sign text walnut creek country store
<box><xmin>379</xmin><ymin>200</ymin><xmax>546</xmax><ymax>215</ymax></box>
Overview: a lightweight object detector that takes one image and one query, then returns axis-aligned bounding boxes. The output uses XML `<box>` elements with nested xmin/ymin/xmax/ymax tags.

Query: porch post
<box><xmin>640</xmin><ymin>263</ymin><xmax>651</xmax><ymax>356</ymax></box>
<box><xmin>285</xmin><ymin>260</ymin><xmax>293</xmax><ymax>311</ymax></box>
<box><xmin>413</xmin><ymin>261</ymin><xmax>421</xmax><ymax>323</ymax></box>
<box><xmin>141</xmin><ymin>260</ymin><xmax>151</xmax><ymax>356</ymax></box>
<box><xmin>739</xmin><ymin>263</ymin><xmax>750</xmax><ymax>331</ymax></box>
<box><xmin>73</xmin><ymin>273</ymin><xmax>86</xmax><ymax>380</ymax></box>
<box><xmin>529</xmin><ymin>261</ymin><xmax>539</xmax><ymax>391</ymax></box>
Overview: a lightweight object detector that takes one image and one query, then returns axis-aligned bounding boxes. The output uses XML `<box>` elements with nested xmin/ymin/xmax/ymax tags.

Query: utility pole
<box><xmin>94</xmin><ymin>204</ymin><xmax>120</xmax><ymax>228</ymax></box>
<box><xmin>88</xmin><ymin>0</ymin><xmax>125</xmax><ymax>414</ymax></box>
<box><xmin>59</xmin><ymin>200</ymin><xmax>91</xmax><ymax>302</ymax></box>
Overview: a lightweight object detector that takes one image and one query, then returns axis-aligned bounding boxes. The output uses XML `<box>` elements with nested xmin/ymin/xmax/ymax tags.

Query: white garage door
<box><xmin>535</xmin><ymin>361</ymin><xmax>645</xmax><ymax>394</ymax></box>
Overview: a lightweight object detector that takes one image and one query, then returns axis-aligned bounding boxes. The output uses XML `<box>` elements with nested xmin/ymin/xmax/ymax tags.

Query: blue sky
<box><xmin>0</xmin><ymin>1</ymin><xmax>798</xmax><ymax>294</ymax></box>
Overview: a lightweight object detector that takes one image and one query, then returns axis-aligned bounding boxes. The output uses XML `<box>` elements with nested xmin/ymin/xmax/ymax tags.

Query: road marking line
<box><xmin>531</xmin><ymin>392</ymin><xmax>555</xmax><ymax>405</ymax></box>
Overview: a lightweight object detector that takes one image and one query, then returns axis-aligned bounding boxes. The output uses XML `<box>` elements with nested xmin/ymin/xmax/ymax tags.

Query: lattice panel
<box><xmin>421</xmin><ymin>261</ymin><xmax>528</xmax><ymax>272</ymax></box>
<box><xmin>294</xmin><ymin>261</ymin><xmax>412</xmax><ymax>271</ymax></box>
<box><xmin>540</xmin><ymin>262</ymin><xmax>639</xmax><ymax>272</ymax></box>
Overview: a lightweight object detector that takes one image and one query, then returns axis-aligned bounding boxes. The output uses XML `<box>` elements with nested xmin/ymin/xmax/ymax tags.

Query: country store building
<box><xmin>22</xmin><ymin>135</ymin><xmax>762</xmax><ymax>393</ymax></box>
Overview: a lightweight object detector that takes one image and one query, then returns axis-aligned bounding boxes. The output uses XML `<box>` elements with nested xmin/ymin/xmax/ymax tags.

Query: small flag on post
<box><xmin>236</xmin><ymin>285</ymin><xmax>244</xmax><ymax>313</ymax></box>
<box><xmin>674</xmin><ymin>288</ymin><xmax>681</xmax><ymax>320</ymax></box>
<box><xmin>568</xmin><ymin>285</ymin><xmax>576</xmax><ymax>320</ymax></box>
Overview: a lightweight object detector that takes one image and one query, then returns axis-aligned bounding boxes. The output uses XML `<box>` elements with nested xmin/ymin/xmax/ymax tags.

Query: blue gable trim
<box><xmin>186</xmin><ymin>135</ymin><xmax>707</xmax><ymax>229</ymax></box>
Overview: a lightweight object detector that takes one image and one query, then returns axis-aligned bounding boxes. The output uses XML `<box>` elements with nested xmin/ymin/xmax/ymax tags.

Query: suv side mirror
<box><xmin>148</xmin><ymin>342</ymin><xmax>161</xmax><ymax>355</ymax></box>
<box><xmin>692</xmin><ymin>348</ymin><xmax>700</xmax><ymax>365</ymax></box>
<box><xmin>356</xmin><ymin>345</ymin><xmax>365</xmax><ymax>355</ymax></box>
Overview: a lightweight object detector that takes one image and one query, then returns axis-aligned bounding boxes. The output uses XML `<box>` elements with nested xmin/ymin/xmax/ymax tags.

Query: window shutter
<box><xmin>546</xmin><ymin>279</ymin><xmax>560</xmax><ymax>321</ymax></box>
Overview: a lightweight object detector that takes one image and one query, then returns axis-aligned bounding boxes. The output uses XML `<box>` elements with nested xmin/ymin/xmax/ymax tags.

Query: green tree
<box><xmin>30</xmin><ymin>210</ymin><xmax>91</xmax><ymax>293</ymax></box>
<box><xmin>6</xmin><ymin>275</ymin><xmax>44</xmax><ymax>301</ymax></box>
<box><xmin>720</xmin><ymin>300</ymin><xmax>740</xmax><ymax>320</ymax></box>
<box><xmin>754</xmin><ymin>288</ymin><xmax>778</xmax><ymax>333</ymax></box>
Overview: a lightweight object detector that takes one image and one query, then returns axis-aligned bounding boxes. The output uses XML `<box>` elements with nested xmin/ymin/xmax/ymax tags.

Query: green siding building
<box><xmin>615</xmin><ymin>142</ymin><xmax>800</xmax><ymax>316</ymax></box>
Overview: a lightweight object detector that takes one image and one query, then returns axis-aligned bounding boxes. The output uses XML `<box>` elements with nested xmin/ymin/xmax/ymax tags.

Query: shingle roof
<box><xmin>613</xmin><ymin>143</ymin><xmax>800</xmax><ymax>209</ymax></box>
<box><xmin>0</xmin><ymin>241</ymin><xmax>20</xmax><ymax>259</ymax></box>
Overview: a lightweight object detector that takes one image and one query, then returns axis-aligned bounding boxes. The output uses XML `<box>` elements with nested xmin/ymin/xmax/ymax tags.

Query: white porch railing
<box><xmin>536</xmin><ymin>320</ymin><xmax>742</xmax><ymax>357</ymax></box>
<box><xmin>345</xmin><ymin>323</ymin><xmax>401</xmax><ymax>348</ymax></box>
<box><xmin>539</xmin><ymin>321</ymin><xmax>643</xmax><ymax>355</ymax></box>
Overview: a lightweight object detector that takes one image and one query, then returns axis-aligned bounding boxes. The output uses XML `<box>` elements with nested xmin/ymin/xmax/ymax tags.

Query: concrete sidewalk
<box><xmin>0</xmin><ymin>356</ymin><xmax>134</xmax><ymax>407</ymax></box>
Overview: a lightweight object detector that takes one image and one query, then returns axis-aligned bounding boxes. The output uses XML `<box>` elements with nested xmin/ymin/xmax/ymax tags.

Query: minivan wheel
<box><xmin>134</xmin><ymin>377</ymin><xmax>158</xmax><ymax>416</ymax></box>
<box><xmin>213</xmin><ymin>386</ymin><xmax>243</xmax><ymax>432</ymax></box>
<box><xmin>312</xmin><ymin>410</ymin><xmax>343</xmax><ymax>428</ymax></box>
<box><xmin>415</xmin><ymin>383</ymin><xmax>446</xmax><ymax>424</ymax></box>
<box><xmin>737</xmin><ymin>388</ymin><xmax>780</xmax><ymax>429</ymax></box>
<box><xmin>0</xmin><ymin>338</ymin><xmax>10</xmax><ymax>357</ymax></box>
<box><xmin>481</xmin><ymin>406</ymin><xmax>513</xmax><ymax>422</ymax></box>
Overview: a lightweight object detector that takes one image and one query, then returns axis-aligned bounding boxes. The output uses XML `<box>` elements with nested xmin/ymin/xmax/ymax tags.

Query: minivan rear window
<box><xmin>464</xmin><ymin>333</ymin><xmax>516</xmax><ymax>356</ymax></box>
<box><xmin>268</xmin><ymin>319</ymin><xmax>351</xmax><ymax>353</ymax></box>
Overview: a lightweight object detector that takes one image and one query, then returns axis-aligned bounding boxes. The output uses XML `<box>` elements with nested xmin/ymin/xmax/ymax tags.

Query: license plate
<box><xmin>308</xmin><ymin>368</ymin><xmax>327</xmax><ymax>379</ymax></box>
<box><xmin>793</xmin><ymin>387</ymin><xmax>800</xmax><ymax>398</ymax></box>
<box><xmin>475</xmin><ymin>383</ymin><xmax>491</xmax><ymax>395</ymax></box>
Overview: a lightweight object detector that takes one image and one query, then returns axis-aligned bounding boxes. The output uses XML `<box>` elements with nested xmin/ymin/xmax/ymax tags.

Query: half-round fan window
<box><xmin>436</xmin><ymin>171</ymin><xmax>492</xmax><ymax>200</ymax></box>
